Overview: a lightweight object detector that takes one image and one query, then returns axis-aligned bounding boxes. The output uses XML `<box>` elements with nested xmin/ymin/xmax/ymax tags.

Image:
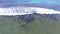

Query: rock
<box><xmin>55</xmin><ymin>14</ymin><xmax>60</xmax><ymax>21</ymax></box>
<box><xmin>46</xmin><ymin>14</ymin><xmax>58</xmax><ymax>21</ymax></box>
<box><xmin>17</xmin><ymin>14</ymin><xmax>34</xmax><ymax>23</ymax></box>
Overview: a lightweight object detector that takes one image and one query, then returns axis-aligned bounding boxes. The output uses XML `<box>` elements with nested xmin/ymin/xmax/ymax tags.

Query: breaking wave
<box><xmin>0</xmin><ymin>6</ymin><xmax>60</xmax><ymax>16</ymax></box>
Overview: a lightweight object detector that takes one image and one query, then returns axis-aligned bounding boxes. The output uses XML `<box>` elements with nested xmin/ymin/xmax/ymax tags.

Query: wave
<box><xmin>0</xmin><ymin>6</ymin><xmax>60</xmax><ymax>16</ymax></box>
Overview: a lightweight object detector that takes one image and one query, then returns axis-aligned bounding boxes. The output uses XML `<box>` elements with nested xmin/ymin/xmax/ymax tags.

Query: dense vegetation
<box><xmin>0</xmin><ymin>14</ymin><xmax>60</xmax><ymax>34</ymax></box>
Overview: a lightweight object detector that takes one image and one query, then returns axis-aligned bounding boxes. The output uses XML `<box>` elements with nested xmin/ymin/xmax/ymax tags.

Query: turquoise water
<box><xmin>0</xmin><ymin>0</ymin><xmax>60</xmax><ymax>5</ymax></box>
<box><xmin>15</xmin><ymin>0</ymin><xmax>60</xmax><ymax>5</ymax></box>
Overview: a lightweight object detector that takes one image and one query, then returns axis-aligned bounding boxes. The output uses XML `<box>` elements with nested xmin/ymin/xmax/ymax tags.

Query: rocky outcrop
<box><xmin>17</xmin><ymin>14</ymin><xmax>34</xmax><ymax>23</ymax></box>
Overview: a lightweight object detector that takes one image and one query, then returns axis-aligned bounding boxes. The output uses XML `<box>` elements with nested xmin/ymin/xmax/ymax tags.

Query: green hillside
<box><xmin>0</xmin><ymin>14</ymin><xmax>60</xmax><ymax>34</ymax></box>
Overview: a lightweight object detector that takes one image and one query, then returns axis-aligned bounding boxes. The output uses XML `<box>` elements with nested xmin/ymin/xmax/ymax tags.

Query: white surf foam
<box><xmin>0</xmin><ymin>6</ymin><xmax>60</xmax><ymax>16</ymax></box>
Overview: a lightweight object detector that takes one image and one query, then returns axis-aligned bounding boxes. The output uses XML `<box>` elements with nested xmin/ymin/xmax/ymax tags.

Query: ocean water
<box><xmin>0</xmin><ymin>0</ymin><xmax>60</xmax><ymax>34</ymax></box>
<box><xmin>2</xmin><ymin>0</ymin><xmax>59</xmax><ymax>5</ymax></box>
<box><xmin>0</xmin><ymin>0</ymin><xmax>60</xmax><ymax>11</ymax></box>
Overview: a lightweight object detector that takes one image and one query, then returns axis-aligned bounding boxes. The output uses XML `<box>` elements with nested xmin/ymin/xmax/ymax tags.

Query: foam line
<box><xmin>0</xmin><ymin>6</ymin><xmax>60</xmax><ymax>16</ymax></box>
